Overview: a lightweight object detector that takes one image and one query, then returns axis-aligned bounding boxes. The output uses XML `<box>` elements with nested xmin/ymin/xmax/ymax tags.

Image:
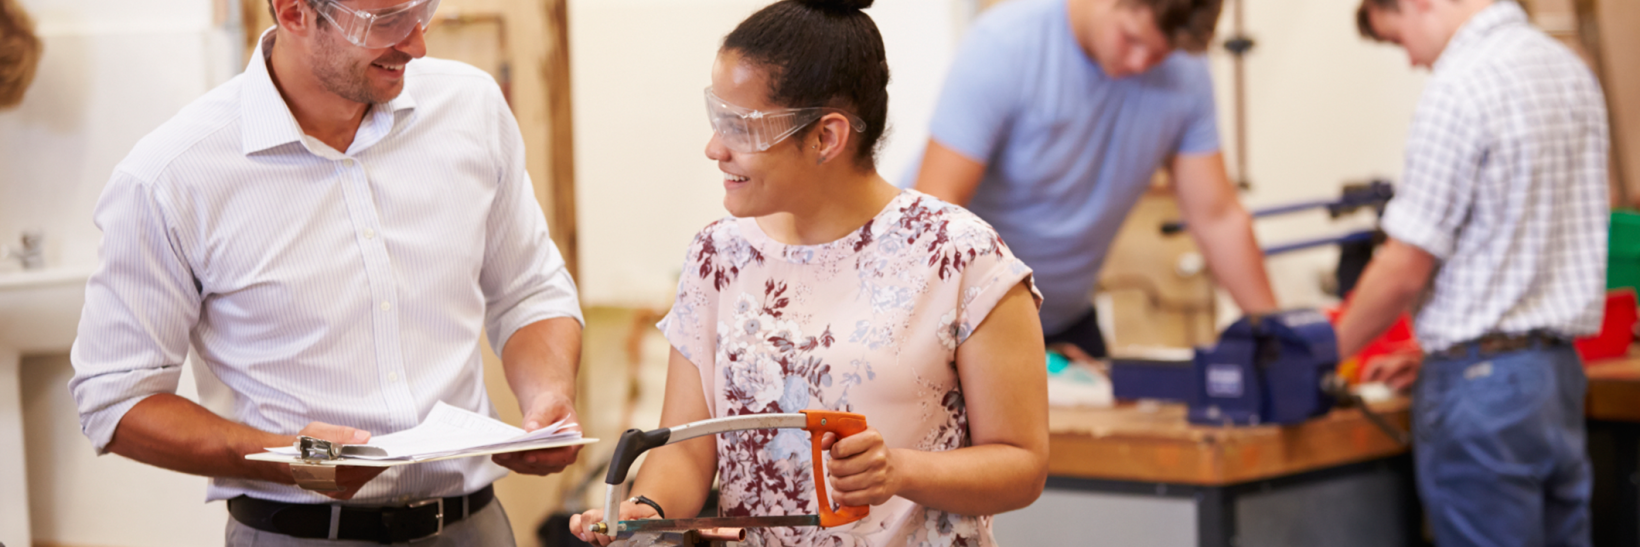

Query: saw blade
<box><xmin>616</xmin><ymin>515</ymin><xmax>818</xmax><ymax>536</ymax></box>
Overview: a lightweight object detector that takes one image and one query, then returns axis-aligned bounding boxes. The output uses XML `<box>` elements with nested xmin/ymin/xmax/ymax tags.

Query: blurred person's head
<box><xmin>1070</xmin><ymin>0</ymin><xmax>1221</xmax><ymax>78</ymax></box>
<box><xmin>0</xmin><ymin>0</ymin><xmax>42</xmax><ymax>110</ymax></box>
<box><xmin>267</xmin><ymin>0</ymin><xmax>432</xmax><ymax>107</ymax></box>
<box><xmin>1355</xmin><ymin>0</ymin><xmax>1496</xmax><ymax>69</ymax></box>
<box><xmin>707</xmin><ymin>0</ymin><xmax>890</xmax><ymax>219</ymax></box>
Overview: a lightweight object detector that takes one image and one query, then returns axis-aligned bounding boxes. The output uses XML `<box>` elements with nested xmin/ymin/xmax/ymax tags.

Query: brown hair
<box><xmin>1125</xmin><ymin>0</ymin><xmax>1224</xmax><ymax>53</ymax></box>
<box><xmin>0</xmin><ymin>0</ymin><xmax>42</xmax><ymax>109</ymax></box>
<box><xmin>1356</xmin><ymin>0</ymin><xmax>1398</xmax><ymax>42</ymax></box>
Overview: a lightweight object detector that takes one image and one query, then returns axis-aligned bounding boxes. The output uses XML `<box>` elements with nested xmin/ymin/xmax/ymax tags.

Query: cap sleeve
<box><xmin>946</xmin><ymin>216</ymin><xmax>1042</xmax><ymax>347</ymax></box>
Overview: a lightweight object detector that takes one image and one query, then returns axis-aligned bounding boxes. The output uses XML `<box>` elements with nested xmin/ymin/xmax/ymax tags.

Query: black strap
<box><xmin>630</xmin><ymin>494</ymin><xmax>666</xmax><ymax>519</ymax></box>
<box><xmin>228</xmin><ymin>485</ymin><xmax>494</xmax><ymax>544</ymax></box>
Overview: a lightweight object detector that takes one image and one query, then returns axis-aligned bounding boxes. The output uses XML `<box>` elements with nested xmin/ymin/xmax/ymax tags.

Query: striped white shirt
<box><xmin>1380</xmin><ymin>1</ymin><xmax>1609</xmax><ymax>352</ymax></box>
<box><xmin>68</xmin><ymin>30</ymin><xmax>583</xmax><ymax>505</ymax></box>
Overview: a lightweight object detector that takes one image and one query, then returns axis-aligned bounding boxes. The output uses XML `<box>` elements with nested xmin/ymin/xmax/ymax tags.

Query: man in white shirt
<box><xmin>68</xmin><ymin>0</ymin><xmax>585</xmax><ymax>544</ymax></box>
<box><xmin>1336</xmin><ymin>1</ymin><xmax>1609</xmax><ymax>546</ymax></box>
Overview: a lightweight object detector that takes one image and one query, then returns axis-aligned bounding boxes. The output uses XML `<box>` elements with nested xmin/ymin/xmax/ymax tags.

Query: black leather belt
<box><xmin>228</xmin><ymin>485</ymin><xmax>494</xmax><ymax>544</ymax></box>
<box><xmin>1433</xmin><ymin>331</ymin><xmax>1569</xmax><ymax>360</ymax></box>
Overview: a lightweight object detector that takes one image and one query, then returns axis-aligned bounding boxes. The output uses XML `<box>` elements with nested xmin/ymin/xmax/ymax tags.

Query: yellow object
<box><xmin>1338</xmin><ymin>357</ymin><xmax>1361</xmax><ymax>385</ymax></box>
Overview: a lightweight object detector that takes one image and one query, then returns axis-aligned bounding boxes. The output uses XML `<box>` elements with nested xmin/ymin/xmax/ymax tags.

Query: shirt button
<box><xmin>380</xmin><ymin>301</ymin><xmax>392</xmax><ymax>311</ymax></box>
<box><xmin>388</xmin><ymin>372</ymin><xmax>399</xmax><ymax>382</ymax></box>
<box><xmin>363</xmin><ymin>228</ymin><xmax>376</xmax><ymax>240</ymax></box>
<box><xmin>343</xmin><ymin>159</ymin><xmax>355</xmax><ymax>167</ymax></box>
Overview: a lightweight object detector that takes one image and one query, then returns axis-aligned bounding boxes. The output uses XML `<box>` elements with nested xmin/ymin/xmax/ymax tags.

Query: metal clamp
<box><xmin>291</xmin><ymin>436</ymin><xmax>344</xmax><ymax>492</ymax></box>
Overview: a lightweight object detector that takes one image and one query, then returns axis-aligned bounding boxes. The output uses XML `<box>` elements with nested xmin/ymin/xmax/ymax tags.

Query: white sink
<box><xmin>0</xmin><ymin>266</ymin><xmax>93</xmax><ymax>352</ymax></box>
<box><xmin>0</xmin><ymin>265</ymin><xmax>92</xmax><ymax>547</ymax></box>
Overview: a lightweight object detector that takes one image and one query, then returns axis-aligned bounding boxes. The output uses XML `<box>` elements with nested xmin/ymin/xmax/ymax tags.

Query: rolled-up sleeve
<box><xmin>69</xmin><ymin>171</ymin><xmax>201</xmax><ymax>454</ymax></box>
<box><xmin>479</xmin><ymin>84</ymin><xmax>583</xmax><ymax>355</ymax></box>
<box><xmin>1380</xmin><ymin>78</ymin><xmax>1483</xmax><ymax>260</ymax></box>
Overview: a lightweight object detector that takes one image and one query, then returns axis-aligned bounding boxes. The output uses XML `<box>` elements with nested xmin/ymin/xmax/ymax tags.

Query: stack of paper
<box><xmin>266</xmin><ymin>401</ymin><xmax>584</xmax><ymax>462</ymax></box>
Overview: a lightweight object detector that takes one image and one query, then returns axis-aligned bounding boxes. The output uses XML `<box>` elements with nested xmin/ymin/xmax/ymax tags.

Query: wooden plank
<box><xmin>544</xmin><ymin>0</ymin><xmax>578</xmax><ymax>282</ymax></box>
<box><xmin>1594</xmin><ymin>0</ymin><xmax>1640</xmax><ymax>207</ymax></box>
<box><xmin>1098</xmin><ymin>180</ymin><xmax>1218</xmax><ymax>351</ymax></box>
<box><xmin>1587</xmin><ymin>357</ymin><xmax>1640</xmax><ymax>423</ymax></box>
<box><xmin>1047</xmin><ymin>400</ymin><xmax>1411</xmax><ymax>485</ymax></box>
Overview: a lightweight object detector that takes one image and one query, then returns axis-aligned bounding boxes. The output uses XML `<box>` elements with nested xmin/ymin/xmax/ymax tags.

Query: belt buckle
<box><xmin>408</xmin><ymin>498</ymin><xmax>444</xmax><ymax>537</ymax></box>
<box><xmin>381</xmin><ymin>498</ymin><xmax>444</xmax><ymax>543</ymax></box>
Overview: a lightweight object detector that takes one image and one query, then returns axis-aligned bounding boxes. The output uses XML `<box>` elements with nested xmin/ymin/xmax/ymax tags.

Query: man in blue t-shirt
<box><xmin>911</xmin><ymin>0</ymin><xmax>1275</xmax><ymax>358</ymax></box>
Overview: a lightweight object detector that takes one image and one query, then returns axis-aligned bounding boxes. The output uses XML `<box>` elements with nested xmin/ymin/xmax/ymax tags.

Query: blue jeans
<box><xmin>1414</xmin><ymin>344</ymin><xmax>1592</xmax><ymax>547</ymax></box>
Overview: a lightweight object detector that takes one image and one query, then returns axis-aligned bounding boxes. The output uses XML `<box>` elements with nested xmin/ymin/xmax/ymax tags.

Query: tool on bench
<box><xmin>1160</xmin><ymin>179</ymin><xmax>1393</xmax><ymax>236</ymax></box>
<box><xmin>1163</xmin><ymin>179</ymin><xmax>1395</xmax><ymax>296</ymax></box>
<box><xmin>1111</xmin><ymin>309</ymin><xmax>1409</xmax><ymax>444</ymax></box>
<box><xmin>588</xmin><ymin>410</ymin><xmax>870</xmax><ymax>546</ymax></box>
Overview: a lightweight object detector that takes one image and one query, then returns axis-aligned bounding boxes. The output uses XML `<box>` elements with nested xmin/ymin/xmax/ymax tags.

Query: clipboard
<box><xmin>246</xmin><ymin>437</ymin><xmax>600</xmax><ymax>468</ymax></box>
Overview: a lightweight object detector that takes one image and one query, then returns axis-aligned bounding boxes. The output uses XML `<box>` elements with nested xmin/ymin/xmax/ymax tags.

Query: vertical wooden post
<box><xmin>545</xmin><ymin>0</ymin><xmax>579</xmax><ymax>282</ymax></box>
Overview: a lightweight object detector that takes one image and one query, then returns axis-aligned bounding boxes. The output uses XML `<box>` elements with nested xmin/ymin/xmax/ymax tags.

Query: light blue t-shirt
<box><xmin>910</xmin><ymin>0</ymin><xmax>1221</xmax><ymax>333</ymax></box>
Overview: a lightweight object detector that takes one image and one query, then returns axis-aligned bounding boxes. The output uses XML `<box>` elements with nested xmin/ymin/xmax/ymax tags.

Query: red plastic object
<box><xmin>1325</xmin><ymin>304</ymin><xmax>1421</xmax><ymax>383</ymax></box>
<box><xmin>1574</xmin><ymin>289</ymin><xmax>1637</xmax><ymax>363</ymax></box>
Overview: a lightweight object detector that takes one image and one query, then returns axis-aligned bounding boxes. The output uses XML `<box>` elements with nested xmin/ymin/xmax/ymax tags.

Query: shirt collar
<box><xmin>1434</xmin><ymin>1</ymin><xmax>1527</xmax><ymax>72</ymax></box>
<box><xmin>239</xmin><ymin>27</ymin><xmax>419</xmax><ymax>156</ymax></box>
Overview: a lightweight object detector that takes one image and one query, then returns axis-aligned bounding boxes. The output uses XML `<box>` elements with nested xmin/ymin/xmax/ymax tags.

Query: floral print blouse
<box><xmin>659</xmin><ymin>190</ymin><xmax>1041</xmax><ymax>547</ymax></box>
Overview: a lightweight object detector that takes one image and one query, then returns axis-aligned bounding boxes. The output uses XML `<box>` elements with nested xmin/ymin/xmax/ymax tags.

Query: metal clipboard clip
<box><xmin>290</xmin><ymin>436</ymin><xmax>345</xmax><ymax>492</ymax></box>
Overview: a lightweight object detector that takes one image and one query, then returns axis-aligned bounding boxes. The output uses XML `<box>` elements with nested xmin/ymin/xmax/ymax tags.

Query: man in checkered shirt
<box><xmin>1335</xmin><ymin>0</ymin><xmax>1609</xmax><ymax>545</ymax></box>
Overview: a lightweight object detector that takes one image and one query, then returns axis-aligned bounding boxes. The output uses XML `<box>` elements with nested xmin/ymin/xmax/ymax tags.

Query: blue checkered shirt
<box><xmin>1379</xmin><ymin>1</ymin><xmax>1610</xmax><ymax>352</ymax></box>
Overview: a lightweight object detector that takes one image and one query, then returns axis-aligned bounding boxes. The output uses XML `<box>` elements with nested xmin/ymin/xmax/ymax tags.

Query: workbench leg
<box><xmin>1393</xmin><ymin>455</ymin><xmax>1432</xmax><ymax>547</ymax></box>
<box><xmin>1617</xmin><ymin>423</ymin><xmax>1639</xmax><ymax>547</ymax></box>
<box><xmin>1196</xmin><ymin>487</ymin><xmax>1235</xmax><ymax>547</ymax></box>
<box><xmin>1591</xmin><ymin>420</ymin><xmax>1640</xmax><ymax>547</ymax></box>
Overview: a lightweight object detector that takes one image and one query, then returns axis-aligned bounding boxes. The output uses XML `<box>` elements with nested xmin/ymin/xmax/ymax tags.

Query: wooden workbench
<box><xmin>1586</xmin><ymin>356</ymin><xmax>1640</xmax><ymax>422</ymax></box>
<box><xmin>1047</xmin><ymin>400</ymin><xmax>1412</xmax><ymax>485</ymax></box>
<box><xmin>1043</xmin><ymin>353</ymin><xmax>1638</xmax><ymax>486</ymax></box>
<box><xmin>999</xmin><ymin>401</ymin><xmax>1419</xmax><ymax>547</ymax></box>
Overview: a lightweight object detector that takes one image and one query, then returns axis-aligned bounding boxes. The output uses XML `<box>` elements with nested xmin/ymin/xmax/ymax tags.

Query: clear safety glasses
<box><xmin>705</xmin><ymin>87</ymin><xmax>867</xmax><ymax>154</ymax></box>
<box><xmin>316</xmin><ymin>0</ymin><xmax>441</xmax><ymax>49</ymax></box>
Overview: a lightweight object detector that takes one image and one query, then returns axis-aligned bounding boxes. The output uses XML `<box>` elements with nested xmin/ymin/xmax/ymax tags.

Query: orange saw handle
<box><xmin>802</xmin><ymin>410</ymin><xmax>870</xmax><ymax>527</ymax></box>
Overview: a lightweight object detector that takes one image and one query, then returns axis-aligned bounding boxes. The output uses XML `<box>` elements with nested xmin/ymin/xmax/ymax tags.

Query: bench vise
<box><xmin>1111</xmin><ymin>309</ymin><xmax>1341</xmax><ymax>426</ymax></box>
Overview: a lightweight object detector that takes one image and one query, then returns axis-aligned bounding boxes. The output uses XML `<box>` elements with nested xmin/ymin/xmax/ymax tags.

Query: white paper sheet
<box><xmin>266</xmin><ymin>401</ymin><xmax>582</xmax><ymax>462</ymax></box>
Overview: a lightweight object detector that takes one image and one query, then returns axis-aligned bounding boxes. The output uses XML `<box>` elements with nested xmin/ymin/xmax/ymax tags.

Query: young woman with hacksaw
<box><xmin>569</xmin><ymin>0</ymin><xmax>1050</xmax><ymax>545</ymax></box>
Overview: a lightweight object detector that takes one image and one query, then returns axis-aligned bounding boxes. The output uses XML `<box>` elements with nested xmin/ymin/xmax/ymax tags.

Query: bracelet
<box><xmin>628</xmin><ymin>495</ymin><xmax>666</xmax><ymax>519</ymax></box>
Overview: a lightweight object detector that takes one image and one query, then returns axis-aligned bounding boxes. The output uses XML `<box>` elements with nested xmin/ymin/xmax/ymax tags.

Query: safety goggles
<box><xmin>316</xmin><ymin>0</ymin><xmax>441</xmax><ymax>49</ymax></box>
<box><xmin>705</xmin><ymin>87</ymin><xmax>867</xmax><ymax>154</ymax></box>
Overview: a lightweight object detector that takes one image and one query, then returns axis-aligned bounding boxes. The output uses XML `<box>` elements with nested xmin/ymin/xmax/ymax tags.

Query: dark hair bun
<box><xmin>795</xmin><ymin>0</ymin><xmax>873</xmax><ymax>11</ymax></box>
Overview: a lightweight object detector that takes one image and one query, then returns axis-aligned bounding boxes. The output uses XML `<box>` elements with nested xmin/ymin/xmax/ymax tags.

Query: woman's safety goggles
<box><xmin>316</xmin><ymin>0</ymin><xmax>441</xmax><ymax>49</ymax></box>
<box><xmin>705</xmin><ymin>87</ymin><xmax>867</xmax><ymax>154</ymax></box>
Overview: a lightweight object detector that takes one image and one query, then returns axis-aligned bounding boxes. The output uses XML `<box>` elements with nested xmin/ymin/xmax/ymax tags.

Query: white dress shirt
<box><xmin>1380</xmin><ymin>1</ymin><xmax>1609</xmax><ymax>352</ymax></box>
<box><xmin>68</xmin><ymin>30</ymin><xmax>583</xmax><ymax>504</ymax></box>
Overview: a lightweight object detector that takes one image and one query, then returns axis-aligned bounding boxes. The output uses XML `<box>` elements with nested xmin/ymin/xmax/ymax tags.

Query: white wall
<box><xmin>3</xmin><ymin>0</ymin><xmax>239</xmax><ymax>544</ymax></box>
<box><xmin>0</xmin><ymin>0</ymin><xmax>240</xmax><ymax>273</ymax></box>
<box><xmin>1209</xmin><ymin>0</ymin><xmax>1426</xmax><ymax>310</ymax></box>
<box><xmin>573</xmin><ymin>0</ymin><xmax>1427</xmax><ymax>312</ymax></box>
<box><xmin>23</xmin><ymin>355</ymin><xmax>228</xmax><ymax>547</ymax></box>
<box><xmin>572</xmin><ymin>0</ymin><xmax>974</xmax><ymax>308</ymax></box>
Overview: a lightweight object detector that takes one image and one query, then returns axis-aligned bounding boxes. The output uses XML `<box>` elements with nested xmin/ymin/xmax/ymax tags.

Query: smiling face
<box><xmin>705</xmin><ymin>50</ymin><xmax>826</xmax><ymax>219</ymax></box>
<box><xmin>1086</xmin><ymin>0</ymin><xmax>1174</xmax><ymax>78</ymax></box>
<box><xmin>306</xmin><ymin>0</ymin><xmax>427</xmax><ymax>104</ymax></box>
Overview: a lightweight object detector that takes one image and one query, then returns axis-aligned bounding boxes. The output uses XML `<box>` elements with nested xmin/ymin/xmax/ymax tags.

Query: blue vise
<box><xmin>1111</xmin><ymin>309</ymin><xmax>1341</xmax><ymax>426</ymax></box>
